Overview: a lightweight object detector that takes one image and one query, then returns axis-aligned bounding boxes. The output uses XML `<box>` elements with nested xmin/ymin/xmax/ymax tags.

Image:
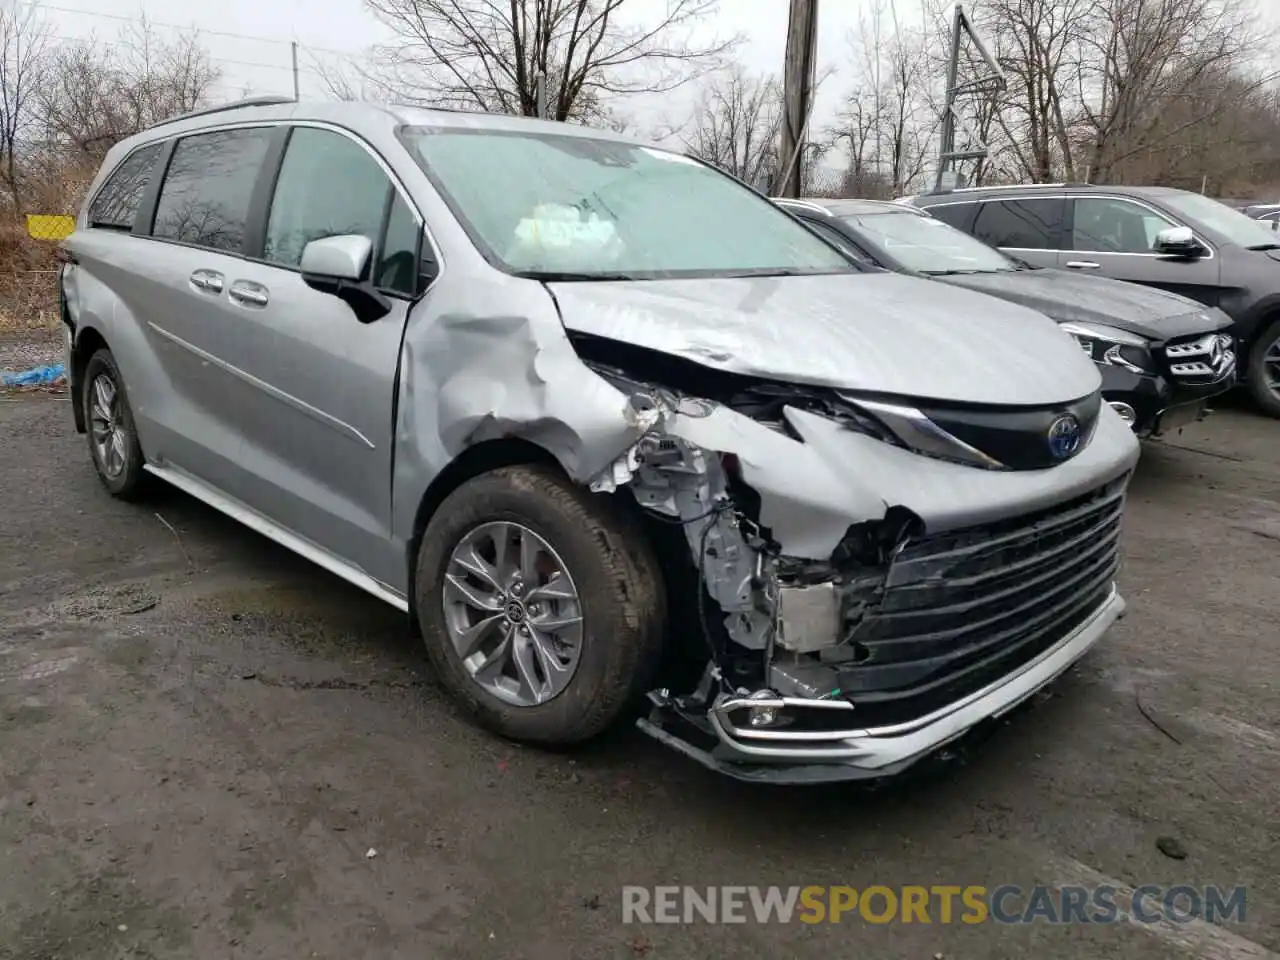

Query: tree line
<box><xmin>688</xmin><ymin>0</ymin><xmax>1280</xmax><ymax>199</ymax></box>
<box><xmin>3</xmin><ymin>0</ymin><xmax>1278</xmax><ymax>220</ymax></box>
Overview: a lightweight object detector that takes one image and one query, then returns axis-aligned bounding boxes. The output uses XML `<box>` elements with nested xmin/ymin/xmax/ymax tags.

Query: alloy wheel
<box><xmin>89</xmin><ymin>373</ymin><xmax>128</xmax><ymax>480</ymax></box>
<box><xmin>1263</xmin><ymin>333</ymin><xmax>1280</xmax><ymax>400</ymax></box>
<box><xmin>442</xmin><ymin>521</ymin><xmax>584</xmax><ymax>707</ymax></box>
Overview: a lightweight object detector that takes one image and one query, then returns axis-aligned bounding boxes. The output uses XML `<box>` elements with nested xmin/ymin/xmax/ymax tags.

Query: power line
<box><xmin>15</xmin><ymin>0</ymin><xmax>358</xmax><ymax>56</ymax></box>
<box><xmin>42</xmin><ymin>31</ymin><xmax>339</xmax><ymax>80</ymax></box>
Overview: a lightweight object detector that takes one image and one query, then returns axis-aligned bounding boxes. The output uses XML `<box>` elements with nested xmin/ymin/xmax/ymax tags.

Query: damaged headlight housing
<box><xmin>717</xmin><ymin>384</ymin><xmax>1009</xmax><ymax>471</ymax></box>
<box><xmin>1060</xmin><ymin>321</ymin><xmax>1154</xmax><ymax>375</ymax></box>
<box><xmin>581</xmin><ymin>354</ymin><xmax>1010</xmax><ymax>471</ymax></box>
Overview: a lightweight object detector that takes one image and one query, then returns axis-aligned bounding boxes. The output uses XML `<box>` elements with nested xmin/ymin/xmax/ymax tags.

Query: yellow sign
<box><xmin>26</xmin><ymin>214</ymin><xmax>76</xmax><ymax>241</ymax></box>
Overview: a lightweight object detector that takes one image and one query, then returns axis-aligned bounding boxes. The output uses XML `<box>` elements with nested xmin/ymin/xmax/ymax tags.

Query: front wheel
<box><xmin>414</xmin><ymin>465</ymin><xmax>667</xmax><ymax>745</ymax></box>
<box><xmin>82</xmin><ymin>348</ymin><xmax>150</xmax><ymax>499</ymax></box>
<box><xmin>1248</xmin><ymin>321</ymin><xmax>1280</xmax><ymax>418</ymax></box>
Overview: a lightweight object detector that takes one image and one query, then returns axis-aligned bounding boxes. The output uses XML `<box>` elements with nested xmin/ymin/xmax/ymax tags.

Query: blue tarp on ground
<box><xmin>1</xmin><ymin>363</ymin><xmax>66</xmax><ymax>386</ymax></box>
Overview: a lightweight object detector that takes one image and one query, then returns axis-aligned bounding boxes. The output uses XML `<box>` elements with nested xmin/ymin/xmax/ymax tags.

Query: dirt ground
<box><xmin>1</xmin><ymin>389</ymin><xmax>1277</xmax><ymax>960</ymax></box>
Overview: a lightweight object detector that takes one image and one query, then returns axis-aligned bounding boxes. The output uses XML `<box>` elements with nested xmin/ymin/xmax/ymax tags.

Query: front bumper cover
<box><xmin>1100</xmin><ymin>360</ymin><xmax>1236</xmax><ymax>437</ymax></box>
<box><xmin>638</xmin><ymin>585</ymin><xmax>1126</xmax><ymax>785</ymax></box>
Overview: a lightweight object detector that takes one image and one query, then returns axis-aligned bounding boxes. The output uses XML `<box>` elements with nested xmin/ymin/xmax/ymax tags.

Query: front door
<box><xmin>1065</xmin><ymin>196</ymin><xmax>1222</xmax><ymax>306</ymax></box>
<box><xmin>202</xmin><ymin>125</ymin><xmax>428</xmax><ymax>588</ymax></box>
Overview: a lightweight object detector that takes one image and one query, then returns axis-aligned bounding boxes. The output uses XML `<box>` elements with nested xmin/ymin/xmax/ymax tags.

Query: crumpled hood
<box><xmin>934</xmin><ymin>268</ymin><xmax>1231</xmax><ymax>341</ymax></box>
<box><xmin>549</xmin><ymin>272</ymin><xmax>1101</xmax><ymax>406</ymax></box>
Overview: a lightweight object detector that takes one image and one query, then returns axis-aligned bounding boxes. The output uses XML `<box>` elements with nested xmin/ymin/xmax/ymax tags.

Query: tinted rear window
<box><xmin>972</xmin><ymin>198</ymin><xmax>1064</xmax><ymax>249</ymax></box>
<box><xmin>88</xmin><ymin>144</ymin><xmax>163</xmax><ymax>231</ymax></box>
<box><xmin>152</xmin><ymin>128</ymin><xmax>273</xmax><ymax>253</ymax></box>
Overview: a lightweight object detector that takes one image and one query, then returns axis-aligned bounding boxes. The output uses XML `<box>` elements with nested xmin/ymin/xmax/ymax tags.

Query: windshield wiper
<box><xmin>513</xmin><ymin>270</ymin><xmax>639</xmax><ymax>282</ymax></box>
<box><xmin>721</xmin><ymin>267</ymin><xmax>851</xmax><ymax>278</ymax></box>
<box><xmin>1246</xmin><ymin>242</ymin><xmax>1280</xmax><ymax>251</ymax></box>
<box><xmin>920</xmin><ymin>268</ymin><xmax>996</xmax><ymax>276</ymax></box>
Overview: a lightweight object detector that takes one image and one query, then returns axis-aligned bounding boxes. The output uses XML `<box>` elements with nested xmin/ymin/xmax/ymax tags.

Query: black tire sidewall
<box><xmin>82</xmin><ymin>349</ymin><xmax>148</xmax><ymax>497</ymax></box>
<box><xmin>1248</xmin><ymin>322</ymin><xmax>1280</xmax><ymax>418</ymax></box>
<box><xmin>414</xmin><ymin>466</ymin><xmax>665</xmax><ymax>745</ymax></box>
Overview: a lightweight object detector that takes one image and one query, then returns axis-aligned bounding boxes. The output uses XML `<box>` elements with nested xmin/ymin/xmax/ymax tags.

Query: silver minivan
<box><xmin>60</xmin><ymin>97</ymin><xmax>1140</xmax><ymax>783</ymax></box>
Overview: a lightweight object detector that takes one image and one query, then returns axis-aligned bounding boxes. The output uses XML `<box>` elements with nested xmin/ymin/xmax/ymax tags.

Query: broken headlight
<box><xmin>724</xmin><ymin>383</ymin><xmax>902</xmax><ymax>446</ymax></box>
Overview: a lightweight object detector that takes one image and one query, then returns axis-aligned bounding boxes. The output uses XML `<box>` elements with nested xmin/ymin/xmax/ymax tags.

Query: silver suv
<box><xmin>60</xmin><ymin>97</ymin><xmax>1140</xmax><ymax>783</ymax></box>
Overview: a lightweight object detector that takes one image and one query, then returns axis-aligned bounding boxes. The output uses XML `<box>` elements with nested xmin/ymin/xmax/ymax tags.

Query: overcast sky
<box><xmin>32</xmin><ymin>0</ymin><xmax>875</xmax><ymax>134</ymax></box>
<box><xmin>29</xmin><ymin>0</ymin><xmax>1280</xmax><ymax>142</ymax></box>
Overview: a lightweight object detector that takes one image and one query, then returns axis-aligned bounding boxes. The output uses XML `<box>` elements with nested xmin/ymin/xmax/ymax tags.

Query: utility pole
<box><xmin>291</xmin><ymin>41</ymin><xmax>300</xmax><ymax>101</ymax></box>
<box><xmin>535</xmin><ymin>72</ymin><xmax>548</xmax><ymax>119</ymax></box>
<box><xmin>777</xmin><ymin>0</ymin><xmax>819</xmax><ymax>198</ymax></box>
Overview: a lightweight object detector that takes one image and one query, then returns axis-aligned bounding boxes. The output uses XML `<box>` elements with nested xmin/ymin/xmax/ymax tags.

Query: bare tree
<box><xmin>1079</xmin><ymin>0</ymin><xmax>1270</xmax><ymax>182</ymax></box>
<box><xmin>684</xmin><ymin>65</ymin><xmax>782</xmax><ymax>189</ymax></box>
<box><xmin>975</xmin><ymin>0</ymin><xmax>1088</xmax><ymax>181</ymax></box>
<box><xmin>829</xmin><ymin>0</ymin><xmax>939</xmax><ymax>197</ymax></box>
<box><xmin>0</xmin><ymin>1</ymin><xmax>50</xmax><ymax>209</ymax></box>
<box><xmin>356</xmin><ymin>0</ymin><xmax>737</xmax><ymax>122</ymax></box>
<box><xmin>37</xmin><ymin>17</ymin><xmax>222</xmax><ymax>162</ymax></box>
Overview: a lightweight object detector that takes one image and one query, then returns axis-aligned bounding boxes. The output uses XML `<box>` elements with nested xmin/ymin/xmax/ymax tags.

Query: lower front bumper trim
<box><xmin>638</xmin><ymin>585</ymin><xmax>1126</xmax><ymax>784</ymax></box>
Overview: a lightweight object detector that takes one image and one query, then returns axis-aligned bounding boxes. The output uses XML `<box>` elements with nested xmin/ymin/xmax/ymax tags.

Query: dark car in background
<box><xmin>903</xmin><ymin>184</ymin><xmax>1280</xmax><ymax>417</ymax></box>
<box><xmin>777</xmin><ymin>197</ymin><xmax>1236</xmax><ymax>437</ymax></box>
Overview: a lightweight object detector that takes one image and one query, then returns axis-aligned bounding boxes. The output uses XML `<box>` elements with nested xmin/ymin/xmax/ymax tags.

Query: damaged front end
<box><xmin>576</xmin><ymin>336</ymin><xmax>1135</xmax><ymax>785</ymax></box>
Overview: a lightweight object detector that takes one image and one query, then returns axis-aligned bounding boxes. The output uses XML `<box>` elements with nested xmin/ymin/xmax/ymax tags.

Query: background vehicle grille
<box><xmin>1160</xmin><ymin>332</ymin><xmax>1235</xmax><ymax>384</ymax></box>
<box><xmin>834</xmin><ymin>476</ymin><xmax>1127</xmax><ymax>726</ymax></box>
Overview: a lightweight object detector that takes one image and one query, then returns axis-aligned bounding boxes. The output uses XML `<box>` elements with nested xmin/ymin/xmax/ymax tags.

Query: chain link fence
<box><xmin>0</xmin><ymin>215</ymin><xmax>72</xmax><ymax>332</ymax></box>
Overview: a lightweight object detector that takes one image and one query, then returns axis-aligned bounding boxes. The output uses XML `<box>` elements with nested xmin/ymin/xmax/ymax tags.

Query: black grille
<box><xmin>834</xmin><ymin>477</ymin><xmax>1126</xmax><ymax>726</ymax></box>
<box><xmin>909</xmin><ymin>392</ymin><xmax>1102</xmax><ymax>471</ymax></box>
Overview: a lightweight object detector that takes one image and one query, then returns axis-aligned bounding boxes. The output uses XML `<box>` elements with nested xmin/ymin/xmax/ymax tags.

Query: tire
<box><xmin>1247</xmin><ymin>320</ymin><xmax>1280</xmax><ymax>418</ymax></box>
<box><xmin>82</xmin><ymin>348</ymin><xmax>150</xmax><ymax>499</ymax></box>
<box><xmin>414</xmin><ymin>464</ymin><xmax>667</xmax><ymax>745</ymax></box>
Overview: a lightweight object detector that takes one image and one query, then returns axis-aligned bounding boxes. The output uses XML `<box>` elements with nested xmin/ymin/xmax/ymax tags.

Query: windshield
<box><xmin>1159</xmin><ymin>192</ymin><xmax>1279</xmax><ymax>248</ymax></box>
<box><xmin>841</xmin><ymin>211</ymin><xmax>1016</xmax><ymax>274</ymax></box>
<box><xmin>402</xmin><ymin>127</ymin><xmax>854</xmax><ymax>279</ymax></box>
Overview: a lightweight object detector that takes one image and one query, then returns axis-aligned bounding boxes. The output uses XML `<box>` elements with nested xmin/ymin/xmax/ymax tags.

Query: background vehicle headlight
<box><xmin>1059</xmin><ymin>321</ymin><xmax>1154</xmax><ymax>374</ymax></box>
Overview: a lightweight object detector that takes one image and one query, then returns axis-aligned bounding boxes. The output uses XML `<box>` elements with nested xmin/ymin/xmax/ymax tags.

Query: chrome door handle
<box><xmin>189</xmin><ymin>269</ymin><xmax>224</xmax><ymax>293</ymax></box>
<box><xmin>1065</xmin><ymin>260</ymin><xmax>1101</xmax><ymax>270</ymax></box>
<box><xmin>228</xmin><ymin>281</ymin><xmax>269</xmax><ymax>307</ymax></box>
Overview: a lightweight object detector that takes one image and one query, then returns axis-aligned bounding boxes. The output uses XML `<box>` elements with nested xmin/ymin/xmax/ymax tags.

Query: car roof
<box><xmin>105</xmin><ymin>96</ymin><xmax>649</xmax><ymax>162</ymax></box>
<box><xmin>909</xmin><ymin>183</ymin><xmax>1191</xmax><ymax>205</ymax></box>
<box><xmin>774</xmin><ymin>197</ymin><xmax>924</xmax><ymax>217</ymax></box>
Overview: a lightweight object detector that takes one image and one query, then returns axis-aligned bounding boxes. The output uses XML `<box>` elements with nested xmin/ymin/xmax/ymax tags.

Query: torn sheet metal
<box><xmin>546</xmin><ymin>273</ymin><xmax>1102</xmax><ymax>405</ymax></box>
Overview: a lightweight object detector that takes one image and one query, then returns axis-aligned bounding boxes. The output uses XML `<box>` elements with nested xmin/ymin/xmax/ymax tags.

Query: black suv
<box><xmin>776</xmin><ymin>197</ymin><xmax>1236</xmax><ymax>438</ymax></box>
<box><xmin>905</xmin><ymin>184</ymin><xmax>1280</xmax><ymax>417</ymax></box>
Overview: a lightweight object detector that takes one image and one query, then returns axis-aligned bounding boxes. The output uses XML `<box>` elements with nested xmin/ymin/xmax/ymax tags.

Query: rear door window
<box><xmin>88</xmin><ymin>143</ymin><xmax>163</xmax><ymax>231</ymax></box>
<box><xmin>972</xmin><ymin>198</ymin><xmax>1065</xmax><ymax>250</ymax></box>
<box><xmin>152</xmin><ymin>128</ymin><xmax>274</xmax><ymax>253</ymax></box>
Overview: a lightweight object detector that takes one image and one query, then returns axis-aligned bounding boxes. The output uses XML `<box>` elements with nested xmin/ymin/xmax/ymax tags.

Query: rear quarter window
<box><xmin>87</xmin><ymin>143</ymin><xmax>164</xmax><ymax>231</ymax></box>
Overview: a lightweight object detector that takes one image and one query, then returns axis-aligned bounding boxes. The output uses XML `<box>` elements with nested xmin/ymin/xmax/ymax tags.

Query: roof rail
<box><xmin>152</xmin><ymin>95</ymin><xmax>297</xmax><ymax>129</ymax></box>
<box><xmin>772</xmin><ymin>197</ymin><xmax>834</xmax><ymax>216</ymax></box>
<box><xmin>947</xmin><ymin>182</ymin><xmax>1069</xmax><ymax>193</ymax></box>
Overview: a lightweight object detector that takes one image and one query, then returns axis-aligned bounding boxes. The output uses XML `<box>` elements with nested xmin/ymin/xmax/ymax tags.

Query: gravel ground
<box><xmin>0</xmin><ymin>329</ymin><xmax>62</xmax><ymax>374</ymax></box>
<box><xmin>0</xmin><ymin>394</ymin><xmax>1277</xmax><ymax>960</ymax></box>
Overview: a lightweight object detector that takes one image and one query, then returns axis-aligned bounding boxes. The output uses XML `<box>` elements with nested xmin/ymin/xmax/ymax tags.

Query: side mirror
<box><xmin>300</xmin><ymin>234</ymin><xmax>372</xmax><ymax>280</ymax></box>
<box><xmin>300</xmin><ymin>234</ymin><xmax>392</xmax><ymax>324</ymax></box>
<box><xmin>1154</xmin><ymin>225</ymin><xmax>1203</xmax><ymax>257</ymax></box>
